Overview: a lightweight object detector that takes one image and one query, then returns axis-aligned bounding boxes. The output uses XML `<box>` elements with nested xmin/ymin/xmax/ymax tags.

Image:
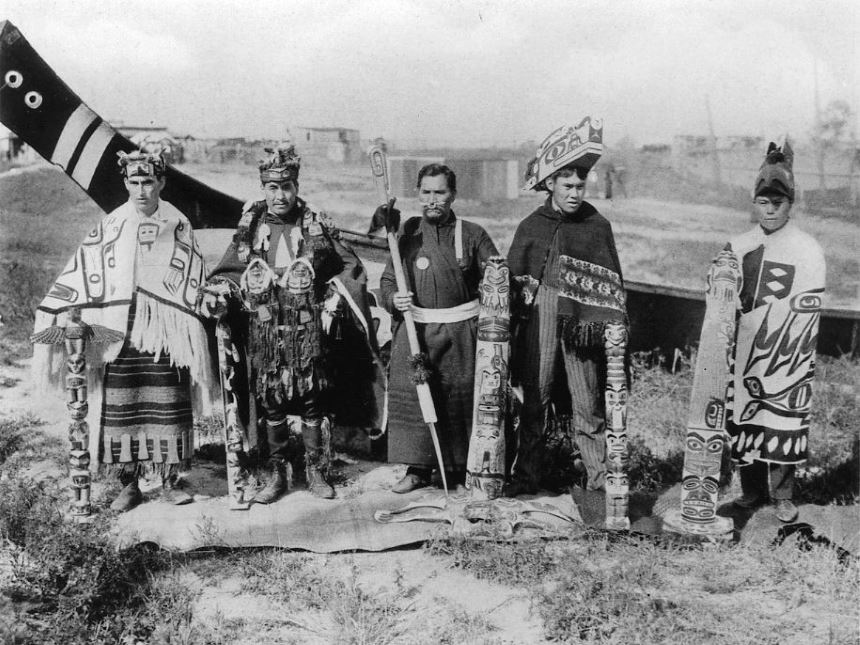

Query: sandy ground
<box><xmin>0</xmin><ymin>353</ymin><xmax>548</xmax><ymax>643</ymax></box>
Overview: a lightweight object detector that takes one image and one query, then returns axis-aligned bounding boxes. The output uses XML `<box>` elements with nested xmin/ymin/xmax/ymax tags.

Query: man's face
<box><xmin>262</xmin><ymin>179</ymin><xmax>298</xmax><ymax>217</ymax></box>
<box><xmin>418</xmin><ymin>174</ymin><xmax>455</xmax><ymax>223</ymax></box>
<box><xmin>546</xmin><ymin>171</ymin><xmax>585</xmax><ymax>215</ymax></box>
<box><xmin>754</xmin><ymin>193</ymin><xmax>791</xmax><ymax>234</ymax></box>
<box><xmin>124</xmin><ymin>175</ymin><xmax>165</xmax><ymax>216</ymax></box>
<box><xmin>753</xmin><ymin>193</ymin><xmax>791</xmax><ymax>234</ymax></box>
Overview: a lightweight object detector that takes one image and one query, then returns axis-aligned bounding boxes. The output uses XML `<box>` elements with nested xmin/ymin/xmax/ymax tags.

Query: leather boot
<box><xmin>306</xmin><ymin>462</ymin><xmax>335</xmax><ymax>499</ymax></box>
<box><xmin>110</xmin><ymin>479</ymin><xmax>143</xmax><ymax>512</ymax></box>
<box><xmin>254</xmin><ymin>459</ymin><xmax>288</xmax><ymax>504</ymax></box>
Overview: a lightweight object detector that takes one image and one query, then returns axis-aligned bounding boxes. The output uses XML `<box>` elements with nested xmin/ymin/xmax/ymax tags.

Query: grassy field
<box><xmin>1</xmin><ymin>161</ymin><xmax>858</xmax><ymax>643</ymax></box>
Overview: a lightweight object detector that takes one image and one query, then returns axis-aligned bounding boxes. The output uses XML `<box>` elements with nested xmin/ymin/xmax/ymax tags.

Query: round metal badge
<box><xmin>416</xmin><ymin>257</ymin><xmax>430</xmax><ymax>270</ymax></box>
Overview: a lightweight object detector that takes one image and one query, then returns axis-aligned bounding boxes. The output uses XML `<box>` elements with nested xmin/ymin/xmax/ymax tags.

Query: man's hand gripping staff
<box><xmin>368</xmin><ymin>145</ymin><xmax>448</xmax><ymax>497</ymax></box>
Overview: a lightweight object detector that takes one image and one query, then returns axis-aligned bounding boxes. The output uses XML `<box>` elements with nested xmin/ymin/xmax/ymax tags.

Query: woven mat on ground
<box><xmin>114</xmin><ymin>464</ymin><xmax>582</xmax><ymax>553</ymax></box>
<box><xmin>571</xmin><ymin>484</ymin><xmax>859</xmax><ymax>554</ymax></box>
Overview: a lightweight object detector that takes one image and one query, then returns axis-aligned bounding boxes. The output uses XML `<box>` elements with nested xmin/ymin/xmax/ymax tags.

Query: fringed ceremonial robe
<box><xmin>726</xmin><ymin>222</ymin><xmax>825</xmax><ymax>465</ymax></box>
<box><xmin>507</xmin><ymin>199</ymin><xmax>626</xmax><ymax>350</ymax></box>
<box><xmin>33</xmin><ymin>199</ymin><xmax>212</xmax><ymax>476</ymax></box>
<box><xmin>506</xmin><ymin>199</ymin><xmax>626</xmax><ymax>489</ymax></box>
<box><xmin>208</xmin><ymin>198</ymin><xmax>384</xmax><ymax>448</ymax></box>
<box><xmin>381</xmin><ymin>214</ymin><xmax>498</xmax><ymax>470</ymax></box>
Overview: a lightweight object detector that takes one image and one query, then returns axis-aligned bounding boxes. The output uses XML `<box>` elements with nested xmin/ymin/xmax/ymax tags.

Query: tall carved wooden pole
<box><xmin>31</xmin><ymin>307</ymin><xmax>123</xmax><ymax>521</ymax></box>
<box><xmin>466</xmin><ymin>257</ymin><xmax>510</xmax><ymax>500</ymax></box>
<box><xmin>604</xmin><ymin>322</ymin><xmax>630</xmax><ymax>530</ymax></box>
<box><xmin>662</xmin><ymin>249</ymin><xmax>739</xmax><ymax>539</ymax></box>
<box><xmin>64</xmin><ymin>309</ymin><xmax>92</xmax><ymax>521</ymax></box>
<box><xmin>215</xmin><ymin>319</ymin><xmax>252</xmax><ymax>510</ymax></box>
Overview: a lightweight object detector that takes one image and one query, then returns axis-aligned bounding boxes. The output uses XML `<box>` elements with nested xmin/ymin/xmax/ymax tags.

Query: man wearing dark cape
<box><xmin>203</xmin><ymin>146</ymin><xmax>383</xmax><ymax>502</ymax></box>
<box><xmin>506</xmin><ymin>119</ymin><xmax>627</xmax><ymax>496</ymax></box>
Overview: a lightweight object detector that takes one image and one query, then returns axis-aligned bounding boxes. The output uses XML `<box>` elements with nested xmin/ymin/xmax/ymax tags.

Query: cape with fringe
<box><xmin>507</xmin><ymin>199</ymin><xmax>626</xmax><ymax>347</ymax></box>
<box><xmin>33</xmin><ymin>199</ymin><xmax>212</xmax><ymax>385</ymax></box>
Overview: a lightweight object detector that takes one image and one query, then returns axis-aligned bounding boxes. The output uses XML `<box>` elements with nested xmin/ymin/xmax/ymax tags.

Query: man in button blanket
<box><xmin>33</xmin><ymin>148</ymin><xmax>212</xmax><ymax>511</ymax></box>
<box><xmin>725</xmin><ymin>138</ymin><xmax>825</xmax><ymax>523</ymax></box>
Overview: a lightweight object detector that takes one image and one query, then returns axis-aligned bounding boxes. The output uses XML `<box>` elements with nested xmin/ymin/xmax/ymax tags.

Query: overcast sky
<box><xmin>3</xmin><ymin>0</ymin><xmax>858</xmax><ymax>147</ymax></box>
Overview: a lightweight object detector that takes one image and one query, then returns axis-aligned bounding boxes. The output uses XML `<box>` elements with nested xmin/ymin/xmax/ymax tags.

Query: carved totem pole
<box><xmin>603</xmin><ymin>321</ymin><xmax>630</xmax><ymax>530</ymax></box>
<box><xmin>215</xmin><ymin>319</ymin><xmax>252</xmax><ymax>510</ymax></box>
<box><xmin>466</xmin><ymin>256</ymin><xmax>510</xmax><ymax>500</ymax></box>
<box><xmin>30</xmin><ymin>307</ymin><xmax>123</xmax><ymax>521</ymax></box>
<box><xmin>64</xmin><ymin>310</ymin><xmax>92</xmax><ymax>520</ymax></box>
<box><xmin>662</xmin><ymin>249</ymin><xmax>740</xmax><ymax>538</ymax></box>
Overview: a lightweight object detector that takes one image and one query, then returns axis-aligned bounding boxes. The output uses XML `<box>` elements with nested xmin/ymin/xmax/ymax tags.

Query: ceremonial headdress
<box><xmin>117</xmin><ymin>148</ymin><xmax>167</xmax><ymax>178</ymax></box>
<box><xmin>259</xmin><ymin>145</ymin><xmax>301</xmax><ymax>183</ymax></box>
<box><xmin>753</xmin><ymin>138</ymin><xmax>795</xmax><ymax>202</ymax></box>
<box><xmin>523</xmin><ymin>117</ymin><xmax>604</xmax><ymax>191</ymax></box>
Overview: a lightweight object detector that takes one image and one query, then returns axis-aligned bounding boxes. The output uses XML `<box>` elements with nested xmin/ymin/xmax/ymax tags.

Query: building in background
<box><xmin>292</xmin><ymin>126</ymin><xmax>361</xmax><ymax>163</ymax></box>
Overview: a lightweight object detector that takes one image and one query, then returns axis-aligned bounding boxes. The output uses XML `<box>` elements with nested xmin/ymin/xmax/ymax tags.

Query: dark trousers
<box><xmin>739</xmin><ymin>461</ymin><xmax>795</xmax><ymax>501</ymax></box>
<box><xmin>515</xmin><ymin>286</ymin><xmax>606</xmax><ymax>490</ymax></box>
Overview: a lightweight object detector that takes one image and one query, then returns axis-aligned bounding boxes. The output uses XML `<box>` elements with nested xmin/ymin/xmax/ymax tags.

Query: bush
<box><xmin>0</xmin><ymin>419</ymin><xmax>193</xmax><ymax>644</ymax></box>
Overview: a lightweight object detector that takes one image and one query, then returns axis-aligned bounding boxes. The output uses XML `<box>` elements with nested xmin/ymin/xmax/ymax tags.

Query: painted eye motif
<box><xmin>4</xmin><ymin>70</ymin><xmax>23</xmax><ymax>88</ymax></box>
<box><xmin>25</xmin><ymin>91</ymin><xmax>43</xmax><ymax>108</ymax></box>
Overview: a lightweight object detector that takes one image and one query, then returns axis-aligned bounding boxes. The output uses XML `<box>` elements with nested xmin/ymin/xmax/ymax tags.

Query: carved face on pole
<box><xmin>680</xmin><ymin>474</ymin><xmax>719</xmax><ymax>523</ymax></box>
<box><xmin>605</xmin><ymin>431</ymin><xmax>628</xmax><ymax>468</ymax></box>
<box><xmin>480</xmin><ymin>258</ymin><xmax>510</xmax><ymax>313</ymax></box>
<box><xmin>684</xmin><ymin>430</ymin><xmax>724</xmax><ymax>475</ymax></box>
<box><xmin>709</xmin><ymin>249</ymin><xmax>742</xmax><ymax>295</ymax></box>
<box><xmin>605</xmin><ymin>381</ymin><xmax>627</xmax><ymax>430</ymax></box>
<box><xmin>605</xmin><ymin>470</ymin><xmax>629</xmax><ymax>519</ymax></box>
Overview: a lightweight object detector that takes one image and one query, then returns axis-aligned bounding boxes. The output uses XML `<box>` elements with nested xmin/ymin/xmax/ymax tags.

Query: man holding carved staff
<box><xmin>506</xmin><ymin>119</ymin><xmax>627</xmax><ymax>496</ymax></box>
<box><xmin>378</xmin><ymin>164</ymin><xmax>499</xmax><ymax>493</ymax></box>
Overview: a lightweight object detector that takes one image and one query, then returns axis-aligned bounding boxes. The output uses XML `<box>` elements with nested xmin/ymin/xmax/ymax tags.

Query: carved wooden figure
<box><xmin>663</xmin><ymin>249</ymin><xmax>740</xmax><ymax>538</ymax></box>
<box><xmin>603</xmin><ymin>321</ymin><xmax>629</xmax><ymax>530</ymax></box>
<box><xmin>64</xmin><ymin>313</ymin><xmax>91</xmax><ymax>520</ymax></box>
<box><xmin>466</xmin><ymin>257</ymin><xmax>510</xmax><ymax>500</ymax></box>
<box><xmin>31</xmin><ymin>307</ymin><xmax>124</xmax><ymax>520</ymax></box>
<box><xmin>216</xmin><ymin>321</ymin><xmax>252</xmax><ymax>510</ymax></box>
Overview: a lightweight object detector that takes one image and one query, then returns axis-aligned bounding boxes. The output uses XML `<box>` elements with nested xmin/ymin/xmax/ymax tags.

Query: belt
<box><xmin>412</xmin><ymin>299</ymin><xmax>480</xmax><ymax>323</ymax></box>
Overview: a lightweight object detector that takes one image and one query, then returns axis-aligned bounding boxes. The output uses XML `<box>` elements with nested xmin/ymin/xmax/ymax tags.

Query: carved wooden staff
<box><xmin>662</xmin><ymin>249</ymin><xmax>739</xmax><ymax>538</ymax></box>
<box><xmin>465</xmin><ymin>257</ymin><xmax>510</xmax><ymax>500</ymax></box>
<box><xmin>215</xmin><ymin>319</ymin><xmax>252</xmax><ymax>510</ymax></box>
<box><xmin>31</xmin><ymin>307</ymin><xmax>123</xmax><ymax>521</ymax></box>
<box><xmin>368</xmin><ymin>145</ymin><xmax>448</xmax><ymax>496</ymax></box>
<box><xmin>604</xmin><ymin>321</ymin><xmax>630</xmax><ymax>530</ymax></box>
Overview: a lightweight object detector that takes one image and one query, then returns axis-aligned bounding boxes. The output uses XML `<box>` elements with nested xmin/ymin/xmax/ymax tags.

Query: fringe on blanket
<box><xmin>129</xmin><ymin>291</ymin><xmax>213</xmax><ymax>385</ymax></box>
<box><xmin>557</xmin><ymin>316</ymin><xmax>608</xmax><ymax>348</ymax></box>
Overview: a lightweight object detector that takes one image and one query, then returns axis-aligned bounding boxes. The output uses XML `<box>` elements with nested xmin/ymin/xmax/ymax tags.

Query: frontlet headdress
<box><xmin>259</xmin><ymin>145</ymin><xmax>301</xmax><ymax>183</ymax></box>
<box><xmin>117</xmin><ymin>148</ymin><xmax>166</xmax><ymax>178</ymax></box>
<box><xmin>523</xmin><ymin>117</ymin><xmax>604</xmax><ymax>191</ymax></box>
<box><xmin>753</xmin><ymin>138</ymin><xmax>795</xmax><ymax>202</ymax></box>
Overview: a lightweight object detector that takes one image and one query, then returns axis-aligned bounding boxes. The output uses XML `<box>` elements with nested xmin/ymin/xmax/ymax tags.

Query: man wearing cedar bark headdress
<box><xmin>32</xmin><ymin>148</ymin><xmax>213</xmax><ymax>512</ymax></box>
<box><xmin>725</xmin><ymin>138</ymin><xmax>825</xmax><ymax>523</ymax></box>
<box><xmin>203</xmin><ymin>146</ymin><xmax>382</xmax><ymax>503</ymax></box>
<box><xmin>377</xmin><ymin>164</ymin><xmax>499</xmax><ymax>493</ymax></box>
<box><xmin>506</xmin><ymin>118</ymin><xmax>627</xmax><ymax>496</ymax></box>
